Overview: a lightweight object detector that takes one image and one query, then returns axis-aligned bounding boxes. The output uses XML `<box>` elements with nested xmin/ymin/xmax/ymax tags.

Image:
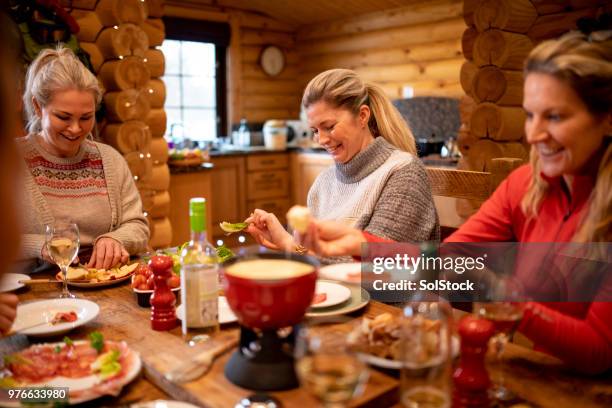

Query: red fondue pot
<box><xmin>223</xmin><ymin>252</ymin><xmax>318</xmax><ymax>330</ymax></box>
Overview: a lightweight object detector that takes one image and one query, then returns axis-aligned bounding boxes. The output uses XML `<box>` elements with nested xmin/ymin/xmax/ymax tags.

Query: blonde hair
<box><xmin>302</xmin><ymin>69</ymin><xmax>417</xmax><ymax>155</ymax></box>
<box><xmin>521</xmin><ymin>31</ymin><xmax>612</xmax><ymax>242</ymax></box>
<box><xmin>23</xmin><ymin>46</ymin><xmax>102</xmax><ymax>134</ymax></box>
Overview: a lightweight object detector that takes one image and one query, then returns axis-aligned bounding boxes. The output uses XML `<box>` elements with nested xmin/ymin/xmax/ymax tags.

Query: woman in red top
<box><xmin>299</xmin><ymin>30</ymin><xmax>612</xmax><ymax>374</ymax></box>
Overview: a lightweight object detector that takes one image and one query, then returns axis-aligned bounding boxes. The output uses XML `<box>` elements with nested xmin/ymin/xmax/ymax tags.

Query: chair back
<box><xmin>426</xmin><ymin>158</ymin><xmax>523</xmax><ymax>238</ymax></box>
<box><xmin>426</xmin><ymin>158</ymin><xmax>523</xmax><ymax>200</ymax></box>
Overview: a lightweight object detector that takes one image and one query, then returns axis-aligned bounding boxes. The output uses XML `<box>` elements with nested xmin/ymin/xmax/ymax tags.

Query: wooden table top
<box><xmin>8</xmin><ymin>277</ymin><xmax>612</xmax><ymax>408</ymax></box>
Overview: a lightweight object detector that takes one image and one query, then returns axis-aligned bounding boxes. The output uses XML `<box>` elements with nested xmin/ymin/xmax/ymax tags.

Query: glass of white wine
<box><xmin>45</xmin><ymin>222</ymin><xmax>79</xmax><ymax>299</ymax></box>
<box><xmin>295</xmin><ymin>320</ymin><xmax>368</xmax><ymax>408</ymax></box>
<box><xmin>473</xmin><ymin>302</ymin><xmax>523</xmax><ymax>402</ymax></box>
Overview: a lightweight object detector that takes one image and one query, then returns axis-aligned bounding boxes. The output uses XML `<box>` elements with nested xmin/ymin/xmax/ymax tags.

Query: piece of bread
<box><xmin>66</xmin><ymin>267</ymin><xmax>89</xmax><ymax>280</ymax></box>
<box><xmin>286</xmin><ymin>205</ymin><xmax>311</xmax><ymax>233</ymax></box>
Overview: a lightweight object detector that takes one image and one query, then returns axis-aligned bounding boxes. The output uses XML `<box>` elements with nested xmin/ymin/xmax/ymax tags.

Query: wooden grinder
<box><xmin>149</xmin><ymin>255</ymin><xmax>178</xmax><ymax>331</ymax></box>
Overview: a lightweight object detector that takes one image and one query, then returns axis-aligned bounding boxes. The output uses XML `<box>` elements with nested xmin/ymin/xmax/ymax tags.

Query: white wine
<box><xmin>180</xmin><ymin>198</ymin><xmax>219</xmax><ymax>345</ymax></box>
<box><xmin>297</xmin><ymin>354</ymin><xmax>365</xmax><ymax>404</ymax></box>
<box><xmin>402</xmin><ymin>386</ymin><xmax>450</xmax><ymax>408</ymax></box>
<box><xmin>476</xmin><ymin>303</ymin><xmax>523</xmax><ymax>334</ymax></box>
<box><xmin>48</xmin><ymin>238</ymin><xmax>78</xmax><ymax>268</ymax></box>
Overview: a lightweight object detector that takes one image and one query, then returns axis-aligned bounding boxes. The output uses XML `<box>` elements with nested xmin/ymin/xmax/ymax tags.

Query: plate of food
<box><xmin>347</xmin><ymin>313</ymin><xmax>459</xmax><ymax>370</ymax></box>
<box><xmin>310</xmin><ymin>281</ymin><xmax>352</xmax><ymax>308</ymax></box>
<box><xmin>0</xmin><ymin>273</ymin><xmax>30</xmax><ymax>292</ymax></box>
<box><xmin>11</xmin><ymin>298</ymin><xmax>99</xmax><ymax>337</ymax></box>
<box><xmin>175</xmin><ymin>297</ymin><xmax>237</xmax><ymax>325</ymax></box>
<box><xmin>319</xmin><ymin>263</ymin><xmax>363</xmax><ymax>284</ymax></box>
<box><xmin>0</xmin><ymin>332</ymin><xmax>141</xmax><ymax>406</ymax></box>
<box><xmin>55</xmin><ymin>263</ymin><xmax>139</xmax><ymax>288</ymax></box>
<box><xmin>306</xmin><ymin>281</ymin><xmax>370</xmax><ymax>318</ymax></box>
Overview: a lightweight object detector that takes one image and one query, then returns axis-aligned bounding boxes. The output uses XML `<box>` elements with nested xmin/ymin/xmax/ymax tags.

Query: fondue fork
<box><xmin>165</xmin><ymin>337</ymin><xmax>238</xmax><ymax>383</ymax></box>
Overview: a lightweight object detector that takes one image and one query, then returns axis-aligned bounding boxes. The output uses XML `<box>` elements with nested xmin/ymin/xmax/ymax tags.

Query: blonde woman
<box><xmin>18</xmin><ymin>47</ymin><xmax>149</xmax><ymax>271</ymax></box>
<box><xmin>247</xmin><ymin>69</ymin><xmax>439</xmax><ymax>257</ymax></box>
<box><xmin>301</xmin><ymin>30</ymin><xmax>612</xmax><ymax>373</ymax></box>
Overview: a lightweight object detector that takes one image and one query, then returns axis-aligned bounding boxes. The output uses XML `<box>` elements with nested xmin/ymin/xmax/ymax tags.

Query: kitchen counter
<box><xmin>168</xmin><ymin>161</ymin><xmax>214</xmax><ymax>174</ymax></box>
<box><xmin>209</xmin><ymin>145</ymin><xmax>327</xmax><ymax>157</ymax></box>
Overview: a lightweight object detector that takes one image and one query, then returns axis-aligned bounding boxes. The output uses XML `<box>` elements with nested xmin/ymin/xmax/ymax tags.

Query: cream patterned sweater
<box><xmin>17</xmin><ymin>135</ymin><xmax>150</xmax><ymax>269</ymax></box>
<box><xmin>308</xmin><ymin>137</ymin><xmax>439</xmax><ymax>244</ymax></box>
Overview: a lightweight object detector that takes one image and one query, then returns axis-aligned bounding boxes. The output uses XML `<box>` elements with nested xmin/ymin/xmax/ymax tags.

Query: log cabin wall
<box><xmin>457</xmin><ymin>0</ymin><xmax>612</xmax><ymax>218</ymax></box>
<box><xmin>295</xmin><ymin>0</ymin><xmax>466</xmax><ymax>100</ymax></box>
<box><xmin>68</xmin><ymin>0</ymin><xmax>172</xmax><ymax>249</ymax></box>
<box><xmin>163</xmin><ymin>4</ymin><xmax>302</xmax><ymax>127</ymax></box>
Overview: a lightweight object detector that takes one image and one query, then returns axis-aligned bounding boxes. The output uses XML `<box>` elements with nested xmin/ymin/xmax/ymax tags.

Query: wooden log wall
<box><xmin>238</xmin><ymin>14</ymin><xmax>301</xmax><ymax>124</ymax></box>
<box><xmin>295</xmin><ymin>0</ymin><xmax>466</xmax><ymax>99</ymax></box>
<box><xmin>164</xmin><ymin>5</ymin><xmax>301</xmax><ymax>127</ymax></box>
<box><xmin>69</xmin><ymin>0</ymin><xmax>171</xmax><ymax>249</ymax></box>
<box><xmin>458</xmin><ymin>0</ymin><xmax>610</xmax><ymax>218</ymax></box>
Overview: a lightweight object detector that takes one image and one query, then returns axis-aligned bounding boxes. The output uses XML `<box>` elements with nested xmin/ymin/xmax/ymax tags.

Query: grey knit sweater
<box><xmin>308</xmin><ymin>137</ymin><xmax>440</xmax><ymax>244</ymax></box>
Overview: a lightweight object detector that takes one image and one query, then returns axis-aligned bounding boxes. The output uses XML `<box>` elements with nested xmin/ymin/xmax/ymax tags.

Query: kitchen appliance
<box><xmin>223</xmin><ymin>252</ymin><xmax>319</xmax><ymax>391</ymax></box>
<box><xmin>263</xmin><ymin>120</ymin><xmax>288</xmax><ymax>150</ymax></box>
<box><xmin>286</xmin><ymin>120</ymin><xmax>314</xmax><ymax>147</ymax></box>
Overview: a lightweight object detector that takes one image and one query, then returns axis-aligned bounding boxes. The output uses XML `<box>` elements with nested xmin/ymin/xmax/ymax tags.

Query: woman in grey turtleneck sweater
<box><xmin>246</xmin><ymin>69</ymin><xmax>439</xmax><ymax>260</ymax></box>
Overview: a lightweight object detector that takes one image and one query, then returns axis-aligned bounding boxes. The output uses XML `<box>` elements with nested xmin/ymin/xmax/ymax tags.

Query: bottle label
<box><xmin>182</xmin><ymin>265</ymin><xmax>218</xmax><ymax>328</ymax></box>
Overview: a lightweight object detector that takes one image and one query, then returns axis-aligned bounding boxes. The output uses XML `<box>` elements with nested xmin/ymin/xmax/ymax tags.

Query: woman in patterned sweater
<box><xmin>17</xmin><ymin>47</ymin><xmax>149</xmax><ymax>271</ymax></box>
<box><xmin>246</xmin><ymin>69</ymin><xmax>439</xmax><ymax>259</ymax></box>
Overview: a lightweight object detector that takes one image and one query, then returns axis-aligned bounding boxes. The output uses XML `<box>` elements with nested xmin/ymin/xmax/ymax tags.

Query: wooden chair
<box><xmin>426</xmin><ymin>157</ymin><xmax>524</xmax><ymax>238</ymax></box>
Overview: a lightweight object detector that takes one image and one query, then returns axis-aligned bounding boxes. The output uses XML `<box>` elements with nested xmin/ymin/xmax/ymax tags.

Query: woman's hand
<box><xmin>88</xmin><ymin>237</ymin><xmax>129</xmax><ymax>269</ymax></box>
<box><xmin>0</xmin><ymin>293</ymin><xmax>18</xmax><ymax>334</ymax></box>
<box><xmin>299</xmin><ymin>220</ymin><xmax>366</xmax><ymax>257</ymax></box>
<box><xmin>245</xmin><ymin>209</ymin><xmax>294</xmax><ymax>251</ymax></box>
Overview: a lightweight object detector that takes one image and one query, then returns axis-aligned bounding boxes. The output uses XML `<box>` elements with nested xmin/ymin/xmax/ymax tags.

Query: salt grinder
<box><xmin>149</xmin><ymin>255</ymin><xmax>178</xmax><ymax>331</ymax></box>
<box><xmin>452</xmin><ymin>315</ymin><xmax>495</xmax><ymax>408</ymax></box>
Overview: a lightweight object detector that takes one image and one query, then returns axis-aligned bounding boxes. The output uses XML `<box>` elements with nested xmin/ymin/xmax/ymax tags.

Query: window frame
<box><xmin>162</xmin><ymin>17</ymin><xmax>230</xmax><ymax>139</ymax></box>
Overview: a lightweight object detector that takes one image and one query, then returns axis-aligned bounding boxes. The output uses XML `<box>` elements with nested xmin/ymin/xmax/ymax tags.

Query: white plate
<box><xmin>0</xmin><ymin>340</ymin><xmax>141</xmax><ymax>406</ymax></box>
<box><xmin>131</xmin><ymin>401</ymin><xmax>200</xmax><ymax>408</ymax></box>
<box><xmin>319</xmin><ymin>262</ymin><xmax>363</xmax><ymax>284</ymax></box>
<box><xmin>357</xmin><ymin>336</ymin><xmax>460</xmax><ymax>370</ymax></box>
<box><xmin>11</xmin><ymin>298</ymin><xmax>100</xmax><ymax>337</ymax></box>
<box><xmin>0</xmin><ymin>273</ymin><xmax>30</xmax><ymax>292</ymax></box>
<box><xmin>310</xmin><ymin>281</ymin><xmax>352</xmax><ymax>308</ymax></box>
<box><xmin>176</xmin><ymin>296</ymin><xmax>237</xmax><ymax>324</ymax></box>
<box><xmin>56</xmin><ymin>271</ymin><xmax>135</xmax><ymax>288</ymax></box>
<box><xmin>306</xmin><ymin>282</ymin><xmax>370</xmax><ymax>318</ymax></box>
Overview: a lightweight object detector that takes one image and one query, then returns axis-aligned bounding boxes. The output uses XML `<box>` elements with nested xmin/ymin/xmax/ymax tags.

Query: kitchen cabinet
<box><xmin>246</xmin><ymin>153</ymin><xmax>291</xmax><ymax>225</ymax></box>
<box><xmin>290</xmin><ymin>151</ymin><xmax>334</xmax><ymax>206</ymax></box>
<box><xmin>209</xmin><ymin>156</ymin><xmax>247</xmax><ymax>246</ymax></box>
<box><xmin>168</xmin><ymin>170</ymin><xmax>214</xmax><ymax>247</ymax></box>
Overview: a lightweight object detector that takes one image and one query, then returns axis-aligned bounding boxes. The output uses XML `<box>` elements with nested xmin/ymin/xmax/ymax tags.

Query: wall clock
<box><xmin>260</xmin><ymin>45</ymin><xmax>285</xmax><ymax>77</ymax></box>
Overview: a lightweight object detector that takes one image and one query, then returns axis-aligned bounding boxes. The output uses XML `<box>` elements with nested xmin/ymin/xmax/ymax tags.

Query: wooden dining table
<box><xmin>6</xmin><ymin>274</ymin><xmax>612</xmax><ymax>408</ymax></box>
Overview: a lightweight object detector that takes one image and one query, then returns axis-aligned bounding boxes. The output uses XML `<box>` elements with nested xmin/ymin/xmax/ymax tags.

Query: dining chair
<box><xmin>426</xmin><ymin>157</ymin><xmax>524</xmax><ymax>238</ymax></box>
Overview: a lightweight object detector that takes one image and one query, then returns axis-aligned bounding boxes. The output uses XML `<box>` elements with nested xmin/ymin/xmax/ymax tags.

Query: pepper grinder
<box><xmin>149</xmin><ymin>255</ymin><xmax>178</xmax><ymax>331</ymax></box>
<box><xmin>452</xmin><ymin>315</ymin><xmax>495</xmax><ymax>408</ymax></box>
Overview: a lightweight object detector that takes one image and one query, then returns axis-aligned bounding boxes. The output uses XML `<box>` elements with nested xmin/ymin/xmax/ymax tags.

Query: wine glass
<box><xmin>401</xmin><ymin>301</ymin><xmax>453</xmax><ymax>408</ymax></box>
<box><xmin>473</xmin><ymin>302</ymin><xmax>523</xmax><ymax>401</ymax></box>
<box><xmin>295</xmin><ymin>320</ymin><xmax>368</xmax><ymax>408</ymax></box>
<box><xmin>45</xmin><ymin>222</ymin><xmax>80</xmax><ymax>299</ymax></box>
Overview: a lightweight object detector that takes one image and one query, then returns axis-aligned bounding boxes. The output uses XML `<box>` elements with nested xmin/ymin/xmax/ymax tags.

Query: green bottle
<box><xmin>180</xmin><ymin>198</ymin><xmax>219</xmax><ymax>345</ymax></box>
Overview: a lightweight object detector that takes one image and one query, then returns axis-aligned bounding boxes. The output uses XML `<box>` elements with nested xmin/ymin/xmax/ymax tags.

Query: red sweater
<box><xmin>365</xmin><ymin>164</ymin><xmax>612</xmax><ymax>373</ymax></box>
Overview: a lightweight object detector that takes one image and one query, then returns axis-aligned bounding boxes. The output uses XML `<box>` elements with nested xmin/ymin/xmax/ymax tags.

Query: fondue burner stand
<box><xmin>225</xmin><ymin>324</ymin><xmax>300</xmax><ymax>390</ymax></box>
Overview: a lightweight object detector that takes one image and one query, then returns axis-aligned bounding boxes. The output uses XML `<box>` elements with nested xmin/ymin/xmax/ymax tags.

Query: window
<box><xmin>162</xmin><ymin>18</ymin><xmax>229</xmax><ymax>143</ymax></box>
